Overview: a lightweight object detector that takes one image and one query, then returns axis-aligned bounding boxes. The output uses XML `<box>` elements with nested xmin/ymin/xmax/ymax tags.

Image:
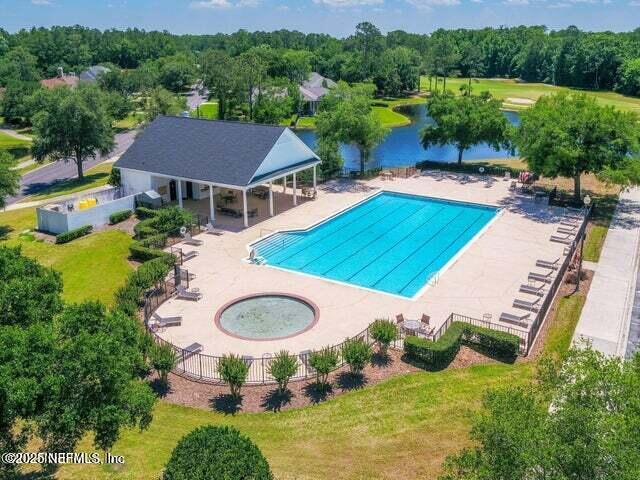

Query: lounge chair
<box><xmin>550</xmin><ymin>234</ymin><xmax>574</xmax><ymax>245</ymax></box>
<box><xmin>499</xmin><ymin>312</ymin><xmax>531</xmax><ymax>326</ymax></box>
<box><xmin>176</xmin><ymin>285</ymin><xmax>202</xmax><ymax>301</ymax></box>
<box><xmin>560</xmin><ymin>220</ymin><xmax>579</xmax><ymax>228</ymax></box>
<box><xmin>536</xmin><ymin>257</ymin><xmax>560</xmax><ymax>270</ymax></box>
<box><xmin>184</xmin><ymin>342</ymin><xmax>203</xmax><ymax>356</ymax></box>
<box><xmin>205</xmin><ymin>223</ymin><xmax>223</xmax><ymax>235</ymax></box>
<box><xmin>183</xmin><ymin>232</ymin><xmax>204</xmax><ymax>246</ymax></box>
<box><xmin>182</xmin><ymin>250</ymin><xmax>199</xmax><ymax>262</ymax></box>
<box><xmin>529</xmin><ymin>271</ymin><xmax>554</xmax><ymax>283</ymax></box>
<box><xmin>504</xmin><ymin>171</ymin><xmax>511</xmax><ymax>181</ymax></box>
<box><xmin>509</xmin><ymin>180</ymin><xmax>517</xmax><ymax>191</ymax></box>
<box><xmin>520</xmin><ymin>283</ymin><xmax>546</xmax><ymax>296</ymax></box>
<box><xmin>150</xmin><ymin>313</ymin><xmax>182</xmax><ymax>329</ymax></box>
<box><xmin>513</xmin><ymin>297</ymin><xmax>540</xmax><ymax>312</ymax></box>
<box><xmin>249</xmin><ymin>249</ymin><xmax>266</xmax><ymax>265</ymax></box>
<box><xmin>557</xmin><ymin>227</ymin><xmax>577</xmax><ymax>235</ymax></box>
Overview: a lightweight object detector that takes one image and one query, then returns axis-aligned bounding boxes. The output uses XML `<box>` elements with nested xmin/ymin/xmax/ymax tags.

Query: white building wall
<box><xmin>121</xmin><ymin>168</ymin><xmax>152</xmax><ymax>195</ymax></box>
<box><xmin>251</xmin><ymin>129</ymin><xmax>319</xmax><ymax>181</ymax></box>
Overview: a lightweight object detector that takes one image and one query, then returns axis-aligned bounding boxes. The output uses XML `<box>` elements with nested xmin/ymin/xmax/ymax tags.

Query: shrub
<box><xmin>109</xmin><ymin>209</ymin><xmax>132</xmax><ymax>224</ymax></box>
<box><xmin>135</xmin><ymin>206</ymin><xmax>158</xmax><ymax>220</ymax></box>
<box><xmin>369</xmin><ymin>319</ymin><xmax>398</xmax><ymax>356</ymax></box>
<box><xmin>151</xmin><ymin>206</ymin><xmax>193</xmax><ymax>236</ymax></box>
<box><xmin>404</xmin><ymin>322</ymin><xmax>520</xmax><ymax>367</ymax></box>
<box><xmin>108</xmin><ymin>166</ymin><xmax>121</xmax><ymax>187</ymax></box>
<box><xmin>55</xmin><ymin>225</ymin><xmax>92</xmax><ymax>244</ymax></box>
<box><xmin>151</xmin><ymin>343</ymin><xmax>176</xmax><ymax>385</ymax></box>
<box><xmin>342</xmin><ymin>337</ymin><xmax>372</xmax><ymax>374</ymax></box>
<box><xmin>164</xmin><ymin>425</ymin><xmax>272</xmax><ymax>480</ymax></box>
<box><xmin>219</xmin><ymin>354</ymin><xmax>249</xmax><ymax>398</ymax></box>
<box><xmin>114</xmin><ymin>257</ymin><xmax>172</xmax><ymax>316</ymax></box>
<box><xmin>129</xmin><ymin>242</ymin><xmax>174</xmax><ymax>264</ymax></box>
<box><xmin>308</xmin><ymin>347</ymin><xmax>339</xmax><ymax>388</ymax></box>
<box><xmin>133</xmin><ymin>218</ymin><xmax>157</xmax><ymax>239</ymax></box>
<box><xmin>416</xmin><ymin>160</ymin><xmax>523</xmax><ymax>177</ymax></box>
<box><xmin>268</xmin><ymin>350</ymin><xmax>298</xmax><ymax>392</ymax></box>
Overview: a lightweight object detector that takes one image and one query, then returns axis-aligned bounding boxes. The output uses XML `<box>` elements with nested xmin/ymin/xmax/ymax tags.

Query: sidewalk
<box><xmin>573</xmin><ymin>188</ymin><xmax>640</xmax><ymax>357</ymax></box>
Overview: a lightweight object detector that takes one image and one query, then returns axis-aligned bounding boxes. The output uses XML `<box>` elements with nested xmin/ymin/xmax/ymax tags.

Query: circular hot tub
<box><xmin>214</xmin><ymin>293</ymin><xmax>319</xmax><ymax>341</ymax></box>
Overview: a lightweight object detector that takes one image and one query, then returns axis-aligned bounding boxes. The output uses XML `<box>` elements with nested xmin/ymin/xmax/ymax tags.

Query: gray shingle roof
<box><xmin>115</xmin><ymin>116</ymin><xmax>298</xmax><ymax>187</ymax></box>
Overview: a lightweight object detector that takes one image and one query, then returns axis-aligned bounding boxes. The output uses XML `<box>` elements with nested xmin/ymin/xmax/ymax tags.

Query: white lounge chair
<box><xmin>536</xmin><ymin>258</ymin><xmax>560</xmax><ymax>270</ymax></box>
<box><xmin>560</xmin><ymin>220</ymin><xmax>578</xmax><ymax>228</ymax></box>
<box><xmin>205</xmin><ymin>223</ymin><xmax>223</xmax><ymax>235</ymax></box>
<box><xmin>183</xmin><ymin>342</ymin><xmax>203</xmax><ymax>357</ymax></box>
<box><xmin>176</xmin><ymin>285</ymin><xmax>202</xmax><ymax>301</ymax></box>
<box><xmin>550</xmin><ymin>234</ymin><xmax>574</xmax><ymax>245</ymax></box>
<box><xmin>520</xmin><ymin>283</ymin><xmax>546</xmax><ymax>296</ymax></box>
<box><xmin>529</xmin><ymin>271</ymin><xmax>554</xmax><ymax>283</ymax></box>
<box><xmin>499</xmin><ymin>312</ymin><xmax>531</xmax><ymax>326</ymax></box>
<box><xmin>182</xmin><ymin>250</ymin><xmax>199</xmax><ymax>262</ymax></box>
<box><xmin>183</xmin><ymin>232</ymin><xmax>204</xmax><ymax>246</ymax></box>
<box><xmin>557</xmin><ymin>227</ymin><xmax>577</xmax><ymax>235</ymax></box>
<box><xmin>151</xmin><ymin>313</ymin><xmax>182</xmax><ymax>329</ymax></box>
<box><xmin>513</xmin><ymin>297</ymin><xmax>541</xmax><ymax>312</ymax></box>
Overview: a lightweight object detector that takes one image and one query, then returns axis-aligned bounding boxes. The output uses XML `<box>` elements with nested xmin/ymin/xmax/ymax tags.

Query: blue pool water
<box><xmin>253</xmin><ymin>192</ymin><xmax>499</xmax><ymax>298</ymax></box>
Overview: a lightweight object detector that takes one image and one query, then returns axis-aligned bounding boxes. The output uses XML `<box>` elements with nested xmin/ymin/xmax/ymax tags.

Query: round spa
<box><xmin>214</xmin><ymin>293</ymin><xmax>319</xmax><ymax>341</ymax></box>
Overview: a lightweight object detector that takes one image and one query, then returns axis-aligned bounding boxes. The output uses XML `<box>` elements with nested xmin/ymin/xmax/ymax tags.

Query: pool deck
<box><xmin>155</xmin><ymin>171</ymin><xmax>572</xmax><ymax>357</ymax></box>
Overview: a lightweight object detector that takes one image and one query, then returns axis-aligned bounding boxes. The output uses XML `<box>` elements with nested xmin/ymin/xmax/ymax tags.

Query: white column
<box><xmin>242</xmin><ymin>189</ymin><xmax>248</xmax><ymax>228</ymax></box>
<box><xmin>313</xmin><ymin>165</ymin><xmax>317</xmax><ymax>190</ymax></box>
<box><xmin>283</xmin><ymin>175</ymin><xmax>287</xmax><ymax>194</ymax></box>
<box><xmin>177</xmin><ymin>180</ymin><xmax>183</xmax><ymax>208</ymax></box>
<box><xmin>293</xmin><ymin>172</ymin><xmax>297</xmax><ymax>206</ymax></box>
<box><xmin>269</xmin><ymin>181</ymin><xmax>274</xmax><ymax>216</ymax></box>
<box><xmin>209</xmin><ymin>185</ymin><xmax>215</xmax><ymax>223</ymax></box>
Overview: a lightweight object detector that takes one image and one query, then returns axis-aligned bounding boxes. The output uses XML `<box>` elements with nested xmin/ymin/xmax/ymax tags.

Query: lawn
<box><xmin>191</xmin><ymin>102</ymin><xmax>219</xmax><ymax>120</ymax></box>
<box><xmin>422</xmin><ymin>77</ymin><xmax>640</xmax><ymax>114</ymax></box>
<box><xmin>20</xmin><ymin>162</ymin><xmax>113</xmax><ymax>202</ymax></box>
<box><xmin>541</xmin><ymin>293</ymin><xmax>586</xmax><ymax>358</ymax></box>
<box><xmin>0</xmin><ymin>207</ymin><xmax>132</xmax><ymax>305</ymax></box>
<box><xmin>583</xmin><ymin>194</ymin><xmax>618</xmax><ymax>262</ymax></box>
<box><xmin>0</xmin><ymin>130</ymin><xmax>32</xmax><ymax>160</ymax></box>
<box><xmin>372</xmin><ymin>105</ymin><xmax>411</xmax><ymax>127</ymax></box>
<box><xmin>114</xmin><ymin>112</ymin><xmax>144</xmax><ymax>131</ymax></box>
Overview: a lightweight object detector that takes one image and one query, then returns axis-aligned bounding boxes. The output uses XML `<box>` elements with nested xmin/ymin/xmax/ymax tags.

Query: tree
<box><xmin>267</xmin><ymin>350</ymin><xmax>298</xmax><ymax>393</ymax></box>
<box><xmin>616</xmin><ymin>57</ymin><xmax>640</xmax><ymax>96</ymax></box>
<box><xmin>201</xmin><ymin>50</ymin><xmax>243</xmax><ymax>120</ymax></box>
<box><xmin>369</xmin><ymin>319</ymin><xmax>397</xmax><ymax>357</ymax></box>
<box><xmin>144</xmin><ymin>86</ymin><xmax>187</xmax><ymax>121</ymax></box>
<box><xmin>237</xmin><ymin>48</ymin><xmax>268</xmax><ymax>121</ymax></box>
<box><xmin>31</xmin><ymin>85</ymin><xmax>115</xmax><ymax>179</ymax></box>
<box><xmin>164</xmin><ymin>425</ymin><xmax>273</xmax><ymax>480</ymax></box>
<box><xmin>158</xmin><ymin>57</ymin><xmax>196</xmax><ymax>93</ymax></box>
<box><xmin>0</xmin><ymin>152</ymin><xmax>19</xmax><ymax>209</ymax></box>
<box><xmin>440</xmin><ymin>347</ymin><xmax>640</xmax><ymax>480</ymax></box>
<box><xmin>316</xmin><ymin>83</ymin><xmax>389</xmax><ymax>174</ymax></box>
<box><xmin>429</xmin><ymin>34</ymin><xmax>461</xmax><ymax>92</ymax></box>
<box><xmin>254</xmin><ymin>82</ymin><xmax>295</xmax><ymax>125</ymax></box>
<box><xmin>316</xmin><ymin>138</ymin><xmax>343</xmax><ymax>178</ymax></box>
<box><xmin>342</xmin><ymin>338</ymin><xmax>372</xmax><ymax>374</ymax></box>
<box><xmin>0</xmin><ymin>80</ymin><xmax>40</xmax><ymax>124</ymax></box>
<box><xmin>421</xmin><ymin>92</ymin><xmax>510</xmax><ymax>164</ymax></box>
<box><xmin>308</xmin><ymin>347</ymin><xmax>339</xmax><ymax>389</ymax></box>
<box><xmin>352</xmin><ymin>22</ymin><xmax>384</xmax><ymax>80</ymax></box>
<box><xmin>373</xmin><ymin>47</ymin><xmax>421</xmax><ymax>97</ymax></box>
<box><xmin>459</xmin><ymin>42</ymin><xmax>485</xmax><ymax>92</ymax></box>
<box><xmin>515</xmin><ymin>92</ymin><xmax>639</xmax><ymax>201</ymax></box>
<box><xmin>151</xmin><ymin>343</ymin><xmax>176</xmax><ymax>386</ymax></box>
<box><xmin>0</xmin><ymin>47</ymin><xmax>40</xmax><ymax>86</ymax></box>
<box><xmin>219</xmin><ymin>354</ymin><xmax>249</xmax><ymax>398</ymax></box>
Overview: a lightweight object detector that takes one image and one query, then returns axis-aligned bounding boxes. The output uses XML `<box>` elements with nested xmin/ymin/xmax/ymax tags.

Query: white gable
<box><xmin>251</xmin><ymin>129</ymin><xmax>320</xmax><ymax>182</ymax></box>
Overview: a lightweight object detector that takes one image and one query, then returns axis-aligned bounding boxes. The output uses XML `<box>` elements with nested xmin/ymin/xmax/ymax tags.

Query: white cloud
<box><xmin>503</xmin><ymin>0</ymin><xmax>530</xmax><ymax>5</ymax></box>
<box><xmin>31</xmin><ymin>0</ymin><xmax>52</xmax><ymax>5</ymax></box>
<box><xmin>407</xmin><ymin>0</ymin><xmax>460</xmax><ymax>8</ymax></box>
<box><xmin>312</xmin><ymin>0</ymin><xmax>383</xmax><ymax>6</ymax></box>
<box><xmin>190</xmin><ymin>0</ymin><xmax>259</xmax><ymax>8</ymax></box>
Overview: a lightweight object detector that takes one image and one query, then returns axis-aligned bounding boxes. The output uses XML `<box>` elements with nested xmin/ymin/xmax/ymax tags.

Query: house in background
<box><xmin>299</xmin><ymin>72</ymin><xmax>337</xmax><ymax>115</ymax></box>
<box><xmin>40</xmin><ymin>67</ymin><xmax>79</xmax><ymax>89</ymax></box>
<box><xmin>80</xmin><ymin>65</ymin><xmax>110</xmax><ymax>83</ymax></box>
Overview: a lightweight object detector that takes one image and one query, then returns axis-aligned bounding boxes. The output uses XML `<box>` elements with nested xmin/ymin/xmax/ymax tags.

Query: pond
<box><xmin>295</xmin><ymin>104</ymin><xmax>520</xmax><ymax>171</ymax></box>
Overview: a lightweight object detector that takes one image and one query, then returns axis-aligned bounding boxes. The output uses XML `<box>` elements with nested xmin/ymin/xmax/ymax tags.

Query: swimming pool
<box><xmin>252</xmin><ymin>192</ymin><xmax>499</xmax><ymax>298</ymax></box>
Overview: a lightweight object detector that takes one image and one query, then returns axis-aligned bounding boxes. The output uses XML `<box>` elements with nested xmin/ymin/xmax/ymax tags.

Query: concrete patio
<box><xmin>155</xmin><ymin>171</ymin><xmax>574</xmax><ymax>357</ymax></box>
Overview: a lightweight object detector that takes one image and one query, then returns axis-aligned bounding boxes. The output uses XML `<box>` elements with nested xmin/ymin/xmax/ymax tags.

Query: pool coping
<box><xmin>246</xmin><ymin>189</ymin><xmax>504</xmax><ymax>301</ymax></box>
<box><xmin>213</xmin><ymin>292</ymin><xmax>321</xmax><ymax>342</ymax></box>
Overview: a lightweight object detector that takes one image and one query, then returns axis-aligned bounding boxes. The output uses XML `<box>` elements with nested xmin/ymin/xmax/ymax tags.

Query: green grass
<box><xmin>0</xmin><ymin>208</ymin><xmax>132</xmax><ymax>305</ymax></box>
<box><xmin>541</xmin><ymin>293</ymin><xmax>586</xmax><ymax>358</ymax></box>
<box><xmin>583</xmin><ymin>195</ymin><xmax>618</xmax><ymax>262</ymax></box>
<box><xmin>421</xmin><ymin>77</ymin><xmax>640</xmax><ymax>114</ymax></box>
<box><xmin>20</xmin><ymin>162</ymin><xmax>113</xmax><ymax>202</ymax></box>
<box><xmin>191</xmin><ymin>102</ymin><xmax>219</xmax><ymax>120</ymax></box>
<box><xmin>372</xmin><ymin>105</ymin><xmax>411</xmax><ymax>127</ymax></box>
<box><xmin>0</xmin><ymin>130</ymin><xmax>31</xmax><ymax>150</ymax></box>
<box><xmin>57</xmin><ymin>362</ymin><xmax>532</xmax><ymax>480</ymax></box>
<box><xmin>114</xmin><ymin>112</ymin><xmax>144</xmax><ymax>131</ymax></box>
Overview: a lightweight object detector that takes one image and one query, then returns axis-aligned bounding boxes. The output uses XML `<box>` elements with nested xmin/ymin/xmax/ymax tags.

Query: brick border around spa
<box><xmin>213</xmin><ymin>292</ymin><xmax>320</xmax><ymax>342</ymax></box>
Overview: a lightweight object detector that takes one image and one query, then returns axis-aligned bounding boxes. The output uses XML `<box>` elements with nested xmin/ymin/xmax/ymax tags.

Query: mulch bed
<box><xmin>153</xmin><ymin>346</ymin><xmax>499</xmax><ymax>414</ymax></box>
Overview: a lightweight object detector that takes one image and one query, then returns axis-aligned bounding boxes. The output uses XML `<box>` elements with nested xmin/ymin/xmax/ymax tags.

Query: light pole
<box><xmin>574</xmin><ymin>195</ymin><xmax>591</xmax><ymax>294</ymax></box>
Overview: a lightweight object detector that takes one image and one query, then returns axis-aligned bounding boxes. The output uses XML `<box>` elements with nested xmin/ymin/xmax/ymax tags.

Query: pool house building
<box><xmin>115</xmin><ymin>116</ymin><xmax>321</xmax><ymax>228</ymax></box>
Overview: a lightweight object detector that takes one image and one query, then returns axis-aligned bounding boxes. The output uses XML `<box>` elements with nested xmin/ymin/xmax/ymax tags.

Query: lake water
<box><xmin>295</xmin><ymin>104</ymin><xmax>520</xmax><ymax>171</ymax></box>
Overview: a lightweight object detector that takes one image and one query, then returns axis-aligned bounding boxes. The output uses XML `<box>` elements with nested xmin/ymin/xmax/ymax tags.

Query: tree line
<box><xmin>2</xmin><ymin>23</ymin><xmax>640</xmax><ymax>97</ymax></box>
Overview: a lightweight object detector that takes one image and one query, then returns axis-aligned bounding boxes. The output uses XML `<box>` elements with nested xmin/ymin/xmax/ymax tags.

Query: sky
<box><xmin>1</xmin><ymin>0</ymin><xmax>638</xmax><ymax>36</ymax></box>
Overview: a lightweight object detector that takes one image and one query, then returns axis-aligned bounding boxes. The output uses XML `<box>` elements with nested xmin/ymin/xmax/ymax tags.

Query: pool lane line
<box><xmin>316</xmin><ymin>203</ymin><xmax>446</xmax><ymax>277</ymax></box>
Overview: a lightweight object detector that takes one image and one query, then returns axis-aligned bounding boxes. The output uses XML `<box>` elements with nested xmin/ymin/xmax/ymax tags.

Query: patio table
<box><xmin>402</xmin><ymin>319</ymin><xmax>420</xmax><ymax>334</ymax></box>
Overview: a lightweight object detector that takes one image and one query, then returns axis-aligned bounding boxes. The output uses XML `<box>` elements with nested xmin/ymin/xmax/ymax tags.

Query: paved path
<box><xmin>0</xmin><ymin>127</ymin><xmax>31</xmax><ymax>141</ymax></box>
<box><xmin>186</xmin><ymin>84</ymin><xmax>208</xmax><ymax>110</ymax></box>
<box><xmin>5</xmin><ymin>130</ymin><xmax>136</xmax><ymax>205</ymax></box>
<box><xmin>573</xmin><ymin>188</ymin><xmax>640</xmax><ymax>357</ymax></box>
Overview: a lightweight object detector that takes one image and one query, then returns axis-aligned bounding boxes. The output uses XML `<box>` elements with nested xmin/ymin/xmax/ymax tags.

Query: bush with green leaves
<box><xmin>114</xmin><ymin>257</ymin><xmax>173</xmax><ymax>316</ymax></box>
<box><xmin>109</xmin><ymin>209</ymin><xmax>132</xmax><ymax>224</ymax></box>
<box><xmin>268</xmin><ymin>350</ymin><xmax>298</xmax><ymax>392</ymax></box>
<box><xmin>164</xmin><ymin>425</ymin><xmax>272</xmax><ymax>480</ymax></box>
<box><xmin>108</xmin><ymin>166</ymin><xmax>121</xmax><ymax>187</ymax></box>
<box><xmin>219</xmin><ymin>354</ymin><xmax>249</xmax><ymax>398</ymax></box>
<box><xmin>135</xmin><ymin>206</ymin><xmax>158</xmax><ymax>220</ymax></box>
<box><xmin>369</xmin><ymin>319</ymin><xmax>397</xmax><ymax>356</ymax></box>
<box><xmin>134</xmin><ymin>206</ymin><xmax>193</xmax><ymax>239</ymax></box>
<box><xmin>54</xmin><ymin>225</ymin><xmax>92</xmax><ymax>244</ymax></box>
<box><xmin>342</xmin><ymin>337</ymin><xmax>372</xmax><ymax>374</ymax></box>
<box><xmin>151</xmin><ymin>343</ymin><xmax>176</xmax><ymax>385</ymax></box>
<box><xmin>308</xmin><ymin>347</ymin><xmax>339</xmax><ymax>387</ymax></box>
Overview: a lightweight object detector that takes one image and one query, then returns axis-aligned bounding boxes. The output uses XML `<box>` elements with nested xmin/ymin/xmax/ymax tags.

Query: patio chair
<box><xmin>499</xmin><ymin>312</ymin><xmax>531</xmax><ymax>326</ymax></box>
<box><xmin>536</xmin><ymin>257</ymin><xmax>560</xmax><ymax>270</ymax></box>
<box><xmin>513</xmin><ymin>297</ymin><xmax>541</xmax><ymax>312</ymax></box>
<box><xmin>176</xmin><ymin>285</ymin><xmax>202</xmax><ymax>301</ymax></box>
<box><xmin>395</xmin><ymin>314</ymin><xmax>405</xmax><ymax>325</ymax></box>
<box><xmin>550</xmin><ymin>233</ymin><xmax>574</xmax><ymax>245</ymax></box>
<box><xmin>418</xmin><ymin>314</ymin><xmax>434</xmax><ymax>337</ymax></box>
<box><xmin>205</xmin><ymin>223</ymin><xmax>223</xmax><ymax>235</ymax></box>
<box><xmin>183</xmin><ymin>342</ymin><xmax>203</xmax><ymax>357</ymax></box>
<box><xmin>509</xmin><ymin>180</ymin><xmax>517</xmax><ymax>191</ymax></box>
<box><xmin>150</xmin><ymin>313</ymin><xmax>182</xmax><ymax>329</ymax></box>
<box><xmin>182</xmin><ymin>250</ymin><xmax>199</xmax><ymax>262</ymax></box>
<box><xmin>242</xmin><ymin>355</ymin><xmax>254</xmax><ymax>368</ymax></box>
<box><xmin>519</xmin><ymin>283</ymin><xmax>546</xmax><ymax>296</ymax></box>
<box><xmin>183</xmin><ymin>232</ymin><xmax>204</xmax><ymax>246</ymax></box>
<box><xmin>557</xmin><ymin>227</ymin><xmax>577</xmax><ymax>235</ymax></box>
<box><xmin>247</xmin><ymin>208</ymin><xmax>258</xmax><ymax>218</ymax></box>
<box><xmin>528</xmin><ymin>271</ymin><xmax>554</xmax><ymax>283</ymax></box>
<box><xmin>249</xmin><ymin>248</ymin><xmax>266</xmax><ymax>265</ymax></box>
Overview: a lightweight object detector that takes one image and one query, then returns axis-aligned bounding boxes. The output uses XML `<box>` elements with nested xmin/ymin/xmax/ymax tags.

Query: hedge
<box><xmin>109</xmin><ymin>209</ymin><xmax>133</xmax><ymax>225</ymax></box>
<box><xmin>114</xmin><ymin>257</ymin><xmax>174</xmax><ymax>316</ymax></box>
<box><xmin>135</xmin><ymin>206</ymin><xmax>158</xmax><ymax>220</ymax></box>
<box><xmin>129</xmin><ymin>243</ymin><xmax>175</xmax><ymax>264</ymax></box>
<box><xmin>404</xmin><ymin>322</ymin><xmax>520</xmax><ymax>367</ymax></box>
<box><xmin>55</xmin><ymin>225</ymin><xmax>93</xmax><ymax>244</ymax></box>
